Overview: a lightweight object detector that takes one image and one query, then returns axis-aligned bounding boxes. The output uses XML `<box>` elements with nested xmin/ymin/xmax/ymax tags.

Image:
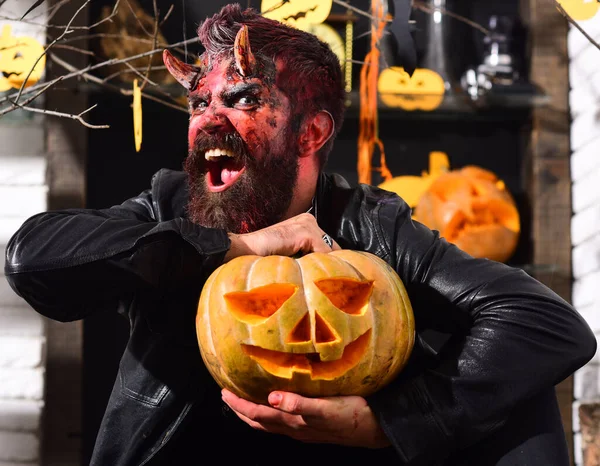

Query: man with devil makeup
<box><xmin>4</xmin><ymin>4</ymin><xmax>596</xmax><ymax>466</ymax></box>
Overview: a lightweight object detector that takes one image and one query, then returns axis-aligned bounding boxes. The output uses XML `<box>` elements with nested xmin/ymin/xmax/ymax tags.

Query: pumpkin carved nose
<box><xmin>287</xmin><ymin>312</ymin><xmax>338</xmax><ymax>344</ymax></box>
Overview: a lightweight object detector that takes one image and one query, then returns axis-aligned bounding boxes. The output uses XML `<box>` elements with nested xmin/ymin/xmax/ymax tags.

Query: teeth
<box><xmin>204</xmin><ymin>148</ymin><xmax>235</xmax><ymax>161</ymax></box>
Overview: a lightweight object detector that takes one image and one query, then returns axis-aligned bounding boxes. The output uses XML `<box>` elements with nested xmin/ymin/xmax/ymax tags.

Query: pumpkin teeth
<box><xmin>204</xmin><ymin>148</ymin><xmax>235</xmax><ymax>161</ymax></box>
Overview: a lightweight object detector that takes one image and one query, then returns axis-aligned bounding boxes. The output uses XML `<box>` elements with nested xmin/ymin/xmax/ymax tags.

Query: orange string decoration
<box><xmin>357</xmin><ymin>0</ymin><xmax>393</xmax><ymax>185</ymax></box>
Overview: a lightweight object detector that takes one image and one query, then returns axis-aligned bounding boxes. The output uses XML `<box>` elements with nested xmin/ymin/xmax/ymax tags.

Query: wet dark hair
<box><xmin>197</xmin><ymin>3</ymin><xmax>345</xmax><ymax>168</ymax></box>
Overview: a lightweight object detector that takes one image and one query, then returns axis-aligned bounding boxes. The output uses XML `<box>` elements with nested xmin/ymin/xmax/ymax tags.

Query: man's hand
<box><xmin>221</xmin><ymin>389</ymin><xmax>391</xmax><ymax>449</ymax></box>
<box><xmin>225</xmin><ymin>213</ymin><xmax>341</xmax><ymax>261</ymax></box>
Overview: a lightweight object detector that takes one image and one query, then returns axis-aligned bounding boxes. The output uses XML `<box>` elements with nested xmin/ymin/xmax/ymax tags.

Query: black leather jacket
<box><xmin>4</xmin><ymin>169</ymin><xmax>596</xmax><ymax>465</ymax></box>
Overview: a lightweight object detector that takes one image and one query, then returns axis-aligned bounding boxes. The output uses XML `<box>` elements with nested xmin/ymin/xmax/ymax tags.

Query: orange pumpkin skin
<box><xmin>196</xmin><ymin>250</ymin><xmax>415</xmax><ymax>404</ymax></box>
<box><xmin>413</xmin><ymin>166</ymin><xmax>521</xmax><ymax>263</ymax></box>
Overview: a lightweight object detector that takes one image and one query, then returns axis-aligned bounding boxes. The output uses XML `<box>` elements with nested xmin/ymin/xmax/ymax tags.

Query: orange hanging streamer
<box><xmin>357</xmin><ymin>0</ymin><xmax>392</xmax><ymax>185</ymax></box>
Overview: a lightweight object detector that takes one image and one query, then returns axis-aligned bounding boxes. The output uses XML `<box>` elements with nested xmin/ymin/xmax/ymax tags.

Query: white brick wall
<box><xmin>0</xmin><ymin>145</ymin><xmax>47</xmax><ymax>466</ymax></box>
<box><xmin>0</xmin><ymin>5</ymin><xmax>48</xmax><ymax>464</ymax></box>
<box><xmin>569</xmin><ymin>13</ymin><xmax>600</xmax><ymax>466</ymax></box>
<box><xmin>0</xmin><ymin>142</ymin><xmax>47</xmax><ymax>466</ymax></box>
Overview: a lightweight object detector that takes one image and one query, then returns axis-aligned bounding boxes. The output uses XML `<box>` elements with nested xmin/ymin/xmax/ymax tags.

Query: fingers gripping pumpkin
<box><xmin>413</xmin><ymin>166</ymin><xmax>521</xmax><ymax>263</ymax></box>
<box><xmin>196</xmin><ymin>250</ymin><xmax>415</xmax><ymax>404</ymax></box>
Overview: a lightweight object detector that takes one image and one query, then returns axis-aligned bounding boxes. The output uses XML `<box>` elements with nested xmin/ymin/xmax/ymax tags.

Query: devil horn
<box><xmin>234</xmin><ymin>25</ymin><xmax>256</xmax><ymax>77</ymax></box>
<box><xmin>163</xmin><ymin>49</ymin><xmax>200</xmax><ymax>90</ymax></box>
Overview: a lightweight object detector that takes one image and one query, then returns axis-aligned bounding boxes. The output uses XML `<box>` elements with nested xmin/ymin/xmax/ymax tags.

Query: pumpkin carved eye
<box><xmin>224</xmin><ymin>283</ymin><xmax>296</xmax><ymax>324</ymax></box>
<box><xmin>314</xmin><ymin>278</ymin><xmax>374</xmax><ymax>315</ymax></box>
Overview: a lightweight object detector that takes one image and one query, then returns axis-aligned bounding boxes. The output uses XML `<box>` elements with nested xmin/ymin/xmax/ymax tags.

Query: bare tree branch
<box><xmin>49</xmin><ymin>53</ymin><xmax>187</xmax><ymax>113</ymax></box>
<box><xmin>554</xmin><ymin>0</ymin><xmax>600</xmax><ymax>52</ymax></box>
<box><xmin>412</xmin><ymin>1</ymin><xmax>490</xmax><ymax>36</ymax></box>
<box><xmin>19</xmin><ymin>102</ymin><xmax>110</xmax><ymax>128</ymax></box>
<box><xmin>140</xmin><ymin>0</ymin><xmax>160</xmax><ymax>91</ymax></box>
<box><xmin>13</xmin><ymin>0</ymin><xmax>105</xmax><ymax>105</ymax></box>
<box><xmin>0</xmin><ymin>35</ymin><xmax>200</xmax><ymax>107</ymax></box>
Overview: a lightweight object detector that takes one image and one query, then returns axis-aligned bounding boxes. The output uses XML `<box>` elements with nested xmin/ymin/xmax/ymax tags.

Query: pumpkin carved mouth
<box><xmin>241</xmin><ymin>330</ymin><xmax>371</xmax><ymax>380</ymax></box>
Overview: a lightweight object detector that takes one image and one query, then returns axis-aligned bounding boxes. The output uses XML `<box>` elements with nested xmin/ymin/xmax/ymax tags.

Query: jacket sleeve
<box><xmin>3</xmin><ymin>173</ymin><xmax>230</xmax><ymax>323</ymax></box>
<box><xmin>366</xmin><ymin>193</ymin><xmax>596</xmax><ymax>465</ymax></box>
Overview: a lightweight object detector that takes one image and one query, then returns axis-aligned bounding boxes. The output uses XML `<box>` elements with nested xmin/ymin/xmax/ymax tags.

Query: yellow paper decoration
<box><xmin>133</xmin><ymin>79</ymin><xmax>142</xmax><ymax>152</ymax></box>
<box><xmin>556</xmin><ymin>0</ymin><xmax>599</xmax><ymax>21</ymax></box>
<box><xmin>0</xmin><ymin>25</ymin><xmax>46</xmax><ymax>91</ymax></box>
<box><xmin>378</xmin><ymin>67</ymin><xmax>446</xmax><ymax>112</ymax></box>
<box><xmin>261</xmin><ymin>0</ymin><xmax>332</xmax><ymax>26</ymax></box>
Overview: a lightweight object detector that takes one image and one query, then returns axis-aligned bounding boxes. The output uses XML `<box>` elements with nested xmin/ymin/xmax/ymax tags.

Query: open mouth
<box><xmin>240</xmin><ymin>329</ymin><xmax>371</xmax><ymax>380</ymax></box>
<box><xmin>204</xmin><ymin>148</ymin><xmax>246</xmax><ymax>192</ymax></box>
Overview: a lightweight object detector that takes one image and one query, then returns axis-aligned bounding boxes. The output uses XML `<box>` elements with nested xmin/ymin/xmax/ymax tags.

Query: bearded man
<box><xmin>4</xmin><ymin>4</ymin><xmax>596</xmax><ymax>466</ymax></box>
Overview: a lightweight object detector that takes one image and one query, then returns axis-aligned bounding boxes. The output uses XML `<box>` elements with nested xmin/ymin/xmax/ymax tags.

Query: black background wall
<box><xmin>83</xmin><ymin>1</ymin><xmax>531</xmax><ymax>462</ymax></box>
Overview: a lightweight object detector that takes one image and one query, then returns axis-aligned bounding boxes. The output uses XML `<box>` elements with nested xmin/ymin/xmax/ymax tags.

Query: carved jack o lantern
<box><xmin>413</xmin><ymin>166</ymin><xmax>521</xmax><ymax>263</ymax></box>
<box><xmin>196</xmin><ymin>250</ymin><xmax>415</xmax><ymax>404</ymax></box>
<box><xmin>0</xmin><ymin>25</ymin><xmax>46</xmax><ymax>92</ymax></box>
<box><xmin>261</xmin><ymin>0</ymin><xmax>333</xmax><ymax>27</ymax></box>
<box><xmin>378</xmin><ymin>67</ymin><xmax>446</xmax><ymax>111</ymax></box>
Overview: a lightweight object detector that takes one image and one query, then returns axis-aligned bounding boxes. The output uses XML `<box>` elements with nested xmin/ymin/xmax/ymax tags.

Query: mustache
<box><xmin>190</xmin><ymin>131</ymin><xmax>249</xmax><ymax>160</ymax></box>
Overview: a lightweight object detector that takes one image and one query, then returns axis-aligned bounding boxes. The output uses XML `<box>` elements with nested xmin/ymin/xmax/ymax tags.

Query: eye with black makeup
<box><xmin>188</xmin><ymin>95</ymin><xmax>208</xmax><ymax>113</ymax></box>
<box><xmin>228</xmin><ymin>93</ymin><xmax>260</xmax><ymax>110</ymax></box>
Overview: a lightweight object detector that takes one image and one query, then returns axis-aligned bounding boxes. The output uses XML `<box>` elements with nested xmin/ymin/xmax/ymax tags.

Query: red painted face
<box><xmin>187</xmin><ymin>58</ymin><xmax>292</xmax><ymax>190</ymax></box>
<box><xmin>183</xmin><ymin>57</ymin><xmax>302</xmax><ymax>233</ymax></box>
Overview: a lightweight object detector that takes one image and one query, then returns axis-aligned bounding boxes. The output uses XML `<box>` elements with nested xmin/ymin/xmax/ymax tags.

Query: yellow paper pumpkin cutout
<box><xmin>379</xmin><ymin>151</ymin><xmax>450</xmax><ymax>209</ymax></box>
<box><xmin>556</xmin><ymin>0</ymin><xmax>599</xmax><ymax>21</ymax></box>
<box><xmin>261</xmin><ymin>0</ymin><xmax>332</xmax><ymax>27</ymax></box>
<box><xmin>378</xmin><ymin>67</ymin><xmax>445</xmax><ymax>111</ymax></box>
<box><xmin>0</xmin><ymin>25</ymin><xmax>46</xmax><ymax>92</ymax></box>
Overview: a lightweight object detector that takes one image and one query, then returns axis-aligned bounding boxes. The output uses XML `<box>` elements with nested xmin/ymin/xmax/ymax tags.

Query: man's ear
<box><xmin>298</xmin><ymin>110</ymin><xmax>335</xmax><ymax>157</ymax></box>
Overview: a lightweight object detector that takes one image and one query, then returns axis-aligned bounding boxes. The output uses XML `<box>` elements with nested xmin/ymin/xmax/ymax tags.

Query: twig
<box><xmin>554</xmin><ymin>0</ymin><xmax>600</xmax><ymax>52</ymax></box>
<box><xmin>125</xmin><ymin>0</ymin><xmax>152</xmax><ymax>37</ymax></box>
<box><xmin>13</xmin><ymin>0</ymin><xmax>93</xmax><ymax>106</ymax></box>
<box><xmin>0</xmin><ymin>0</ymin><xmax>119</xmax><ymax>30</ymax></box>
<box><xmin>0</xmin><ymin>79</ymin><xmax>61</xmax><ymax>116</ymax></box>
<box><xmin>332</xmin><ymin>0</ymin><xmax>392</xmax><ymax>23</ymax></box>
<box><xmin>101</xmin><ymin>65</ymin><xmax>167</xmax><ymax>82</ymax></box>
<box><xmin>18</xmin><ymin>103</ymin><xmax>109</xmax><ymax>129</ymax></box>
<box><xmin>0</xmin><ymin>35</ymin><xmax>200</xmax><ymax>106</ymax></box>
<box><xmin>121</xmin><ymin>60</ymin><xmax>159</xmax><ymax>87</ymax></box>
<box><xmin>140</xmin><ymin>0</ymin><xmax>160</xmax><ymax>91</ymax></box>
<box><xmin>57</xmin><ymin>32</ymin><xmax>170</xmax><ymax>48</ymax></box>
<box><xmin>49</xmin><ymin>53</ymin><xmax>187</xmax><ymax>113</ymax></box>
<box><xmin>412</xmin><ymin>1</ymin><xmax>489</xmax><ymax>36</ymax></box>
<box><xmin>12</xmin><ymin>0</ymin><xmax>121</xmax><ymax>105</ymax></box>
<box><xmin>159</xmin><ymin>4</ymin><xmax>174</xmax><ymax>28</ymax></box>
<box><xmin>46</xmin><ymin>0</ymin><xmax>73</xmax><ymax>22</ymax></box>
<box><xmin>51</xmin><ymin>44</ymin><xmax>96</xmax><ymax>56</ymax></box>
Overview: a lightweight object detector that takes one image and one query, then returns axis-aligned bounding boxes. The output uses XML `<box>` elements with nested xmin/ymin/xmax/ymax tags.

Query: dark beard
<box><xmin>184</xmin><ymin>130</ymin><xmax>299</xmax><ymax>234</ymax></box>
